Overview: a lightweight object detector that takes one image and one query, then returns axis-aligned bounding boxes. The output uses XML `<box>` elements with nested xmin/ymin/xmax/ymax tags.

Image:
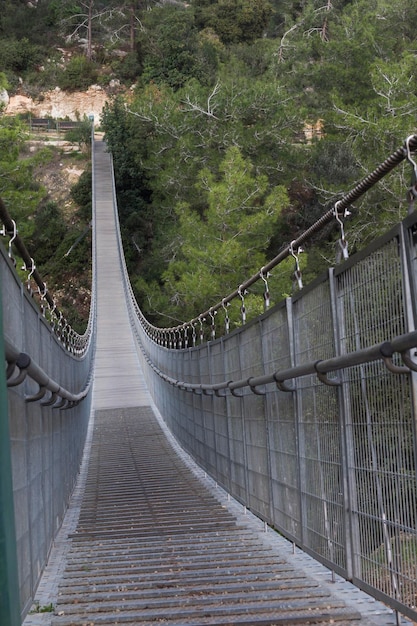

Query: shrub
<box><xmin>0</xmin><ymin>37</ymin><xmax>45</xmax><ymax>73</ymax></box>
<box><xmin>58</xmin><ymin>55</ymin><xmax>98</xmax><ymax>91</ymax></box>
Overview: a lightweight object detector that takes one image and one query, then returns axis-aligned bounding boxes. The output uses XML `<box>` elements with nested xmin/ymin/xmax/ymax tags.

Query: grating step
<box><xmin>51</xmin><ymin>606</ymin><xmax>360</xmax><ymax>625</ymax></box>
<box><xmin>50</xmin><ymin>407</ymin><xmax>364</xmax><ymax>625</ymax></box>
<box><xmin>55</xmin><ymin>576</ymin><xmax>317</xmax><ymax>604</ymax></box>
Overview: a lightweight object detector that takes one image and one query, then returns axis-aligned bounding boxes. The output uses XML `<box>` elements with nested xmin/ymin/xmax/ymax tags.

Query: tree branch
<box><xmin>182</xmin><ymin>82</ymin><xmax>221</xmax><ymax>119</ymax></box>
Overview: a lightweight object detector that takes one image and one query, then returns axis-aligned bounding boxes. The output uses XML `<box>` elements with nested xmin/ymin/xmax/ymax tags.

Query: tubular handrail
<box><xmin>133</xmin><ymin>134</ymin><xmax>417</xmax><ymax>345</ymax></box>
<box><xmin>4</xmin><ymin>338</ymin><xmax>92</xmax><ymax>408</ymax></box>
<box><xmin>138</xmin><ymin>330</ymin><xmax>417</xmax><ymax>395</ymax></box>
<box><xmin>0</xmin><ymin>196</ymin><xmax>93</xmax><ymax>356</ymax></box>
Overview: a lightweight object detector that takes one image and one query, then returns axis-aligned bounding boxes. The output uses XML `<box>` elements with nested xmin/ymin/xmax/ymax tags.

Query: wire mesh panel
<box><xmin>243</xmin><ymin>392</ymin><xmax>270</xmax><ymax>520</ymax></box>
<box><xmin>300</xmin><ymin>383</ymin><xmax>346</xmax><ymax>570</ymax></box>
<box><xmin>344</xmin><ymin>364</ymin><xmax>415</xmax><ymax>607</ymax></box>
<box><xmin>267</xmin><ymin>389</ymin><xmax>300</xmax><ymax>539</ymax></box>
<box><xmin>293</xmin><ymin>278</ymin><xmax>347</xmax><ymax>571</ymax></box>
<box><xmin>238</xmin><ymin>320</ymin><xmax>271</xmax><ymax>519</ymax></box>
<box><xmin>137</xmin><ymin>215</ymin><xmax>417</xmax><ymax>621</ymax></box>
<box><xmin>201</xmin><ymin>392</ymin><xmax>217</xmax><ymax>478</ymax></box>
<box><xmin>261</xmin><ymin>302</ymin><xmax>301</xmax><ymax>538</ymax></box>
<box><xmin>1</xmin><ymin>243</ymin><xmax>93</xmax><ymax>616</ymax></box>
<box><xmin>181</xmin><ymin>349</ymin><xmax>198</xmax><ymax>456</ymax></box>
<box><xmin>192</xmin><ymin>346</ymin><xmax>211</xmax><ymax>468</ymax></box>
<box><xmin>337</xmin><ymin>235</ymin><xmax>405</xmax><ymax>351</ymax></box>
<box><xmin>213</xmin><ymin>395</ymin><xmax>231</xmax><ymax>491</ymax></box>
<box><xmin>403</xmin><ymin>216</ymin><xmax>417</xmax><ymax>322</ymax></box>
<box><xmin>223</xmin><ymin>332</ymin><xmax>247</xmax><ymax>502</ymax></box>
<box><xmin>209</xmin><ymin>340</ymin><xmax>231</xmax><ymax>490</ymax></box>
<box><xmin>335</xmin><ymin>231</ymin><xmax>417</xmax><ymax>617</ymax></box>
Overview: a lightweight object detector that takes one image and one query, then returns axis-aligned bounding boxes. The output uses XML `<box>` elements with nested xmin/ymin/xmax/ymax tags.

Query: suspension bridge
<box><xmin>1</xmin><ymin>136</ymin><xmax>417</xmax><ymax>626</ymax></box>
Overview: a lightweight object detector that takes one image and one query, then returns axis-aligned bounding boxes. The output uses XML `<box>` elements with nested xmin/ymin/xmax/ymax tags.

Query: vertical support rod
<box><xmin>399</xmin><ymin>222</ymin><xmax>417</xmax><ymax>544</ymax></box>
<box><xmin>329</xmin><ymin>267</ymin><xmax>354</xmax><ymax>579</ymax></box>
<box><xmin>0</xmin><ymin>291</ymin><xmax>21</xmax><ymax>626</ymax></box>
<box><xmin>286</xmin><ymin>296</ymin><xmax>303</xmax><ymax>545</ymax></box>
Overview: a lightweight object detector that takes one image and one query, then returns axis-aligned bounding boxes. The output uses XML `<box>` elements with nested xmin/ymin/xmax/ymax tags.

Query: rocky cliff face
<box><xmin>5</xmin><ymin>85</ymin><xmax>110</xmax><ymax>125</ymax></box>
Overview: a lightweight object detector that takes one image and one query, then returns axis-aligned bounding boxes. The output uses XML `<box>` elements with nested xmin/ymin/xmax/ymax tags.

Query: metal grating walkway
<box><xmin>23</xmin><ymin>139</ymin><xmax>411</xmax><ymax>625</ymax></box>
<box><xmin>49</xmin><ymin>406</ymin><xmax>364</xmax><ymax>625</ymax></box>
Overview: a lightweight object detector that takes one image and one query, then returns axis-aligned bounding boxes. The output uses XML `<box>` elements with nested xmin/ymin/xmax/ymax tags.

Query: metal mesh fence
<box><xmin>1</xmin><ymin>243</ymin><xmax>93</xmax><ymax>617</ymax></box>
<box><xmin>137</xmin><ymin>213</ymin><xmax>417</xmax><ymax>621</ymax></box>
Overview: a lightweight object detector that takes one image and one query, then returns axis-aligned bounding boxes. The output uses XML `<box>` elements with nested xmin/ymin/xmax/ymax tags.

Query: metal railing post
<box><xmin>0</xmin><ymin>291</ymin><xmax>21</xmax><ymax>626</ymax></box>
<box><xmin>286</xmin><ymin>296</ymin><xmax>303</xmax><ymax>545</ymax></box>
<box><xmin>329</xmin><ymin>267</ymin><xmax>354</xmax><ymax>579</ymax></box>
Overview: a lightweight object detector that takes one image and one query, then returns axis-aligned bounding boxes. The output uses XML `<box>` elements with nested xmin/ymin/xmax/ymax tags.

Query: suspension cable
<box><xmin>0</xmin><ymin>196</ymin><xmax>92</xmax><ymax>355</ymax></box>
<box><xmin>136</xmin><ymin>134</ymin><xmax>417</xmax><ymax>344</ymax></box>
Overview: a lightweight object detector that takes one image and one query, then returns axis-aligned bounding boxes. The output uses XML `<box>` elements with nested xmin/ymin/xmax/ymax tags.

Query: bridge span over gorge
<box><xmin>2</xmin><ymin>136</ymin><xmax>417</xmax><ymax>626</ymax></box>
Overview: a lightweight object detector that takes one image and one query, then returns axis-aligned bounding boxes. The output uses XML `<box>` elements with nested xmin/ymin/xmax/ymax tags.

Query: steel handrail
<box><xmin>140</xmin><ymin>330</ymin><xmax>417</xmax><ymax>395</ymax></box>
<box><xmin>133</xmin><ymin>134</ymin><xmax>417</xmax><ymax>343</ymax></box>
<box><xmin>4</xmin><ymin>338</ymin><xmax>92</xmax><ymax>408</ymax></box>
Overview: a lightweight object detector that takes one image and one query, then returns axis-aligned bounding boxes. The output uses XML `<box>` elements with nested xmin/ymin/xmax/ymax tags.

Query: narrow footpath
<box><xmin>23</xmin><ymin>140</ymin><xmax>409</xmax><ymax>626</ymax></box>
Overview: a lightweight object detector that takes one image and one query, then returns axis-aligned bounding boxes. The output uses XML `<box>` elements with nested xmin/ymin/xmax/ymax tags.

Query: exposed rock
<box><xmin>5</xmin><ymin>86</ymin><xmax>110</xmax><ymax>125</ymax></box>
<box><xmin>0</xmin><ymin>88</ymin><xmax>9</xmax><ymax>107</ymax></box>
<box><xmin>6</xmin><ymin>94</ymin><xmax>32</xmax><ymax>114</ymax></box>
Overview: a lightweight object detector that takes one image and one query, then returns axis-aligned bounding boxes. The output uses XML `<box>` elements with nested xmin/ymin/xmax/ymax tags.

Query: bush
<box><xmin>58</xmin><ymin>55</ymin><xmax>98</xmax><ymax>91</ymax></box>
<box><xmin>112</xmin><ymin>52</ymin><xmax>142</xmax><ymax>82</ymax></box>
<box><xmin>0</xmin><ymin>37</ymin><xmax>45</xmax><ymax>74</ymax></box>
<box><xmin>64</xmin><ymin>119</ymin><xmax>93</xmax><ymax>153</ymax></box>
<box><xmin>71</xmin><ymin>170</ymin><xmax>92</xmax><ymax>221</ymax></box>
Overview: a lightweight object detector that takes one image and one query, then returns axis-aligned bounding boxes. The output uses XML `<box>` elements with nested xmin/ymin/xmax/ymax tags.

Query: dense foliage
<box><xmin>1</xmin><ymin>0</ymin><xmax>417</xmax><ymax>328</ymax></box>
<box><xmin>100</xmin><ymin>0</ymin><xmax>417</xmax><ymax>326</ymax></box>
<box><xmin>0</xmin><ymin>117</ymin><xmax>92</xmax><ymax>331</ymax></box>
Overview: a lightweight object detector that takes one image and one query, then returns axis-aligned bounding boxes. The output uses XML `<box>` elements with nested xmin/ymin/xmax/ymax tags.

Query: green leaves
<box><xmin>193</xmin><ymin>0</ymin><xmax>272</xmax><ymax>45</ymax></box>
<box><xmin>58</xmin><ymin>56</ymin><xmax>98</xmax><ymax>91</ymax></box>
<box><xmin>159</xmin><ymin>146</ymin><xmax>288</xmax><ymax>320</ymax></box>
<box><xmin>99</xmin><ymin>0</ymin><xmax>417</xmax><ymax>328</ymax></box>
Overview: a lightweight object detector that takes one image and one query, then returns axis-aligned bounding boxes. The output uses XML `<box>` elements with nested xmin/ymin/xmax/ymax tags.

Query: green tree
<box><xmin>60</xmin><ymin>0</ymin><xmax>127</xmax><ymax>60</ymax></box>
<box><xmin>0</xmin><ymin>118</ymin><xmax>46</xmax><ymax>240</ymax></box>
<box><xmin>58</xmin><ymin>55</ymin><xmax>98</xmax><ymax>91</ymax></box>
<box><xmin>137</xmin><ymin>4</ymin><xmax>206</xmax><ymax>90</ymax></box>
<box><xmin>141</xmin><ymin>147</ymin><xmax>288</xmax><ymax>321</ymax></box>
<box><xmin>193</xmin><ymin>0</ymin><xmax>272</xmax><ymax>45</ymax></box>
<box><xmin>0</xmin><ymin>38</ymin><xmax>45</xmax><ymax>75</ymax></box>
